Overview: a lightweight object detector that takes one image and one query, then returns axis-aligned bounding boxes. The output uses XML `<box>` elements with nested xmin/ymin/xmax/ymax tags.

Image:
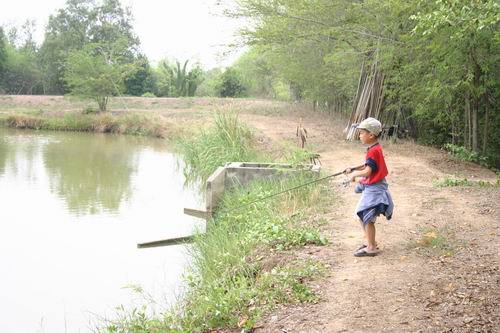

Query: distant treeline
<box><xmin>222</xmin><ymin>0</ymin><xmax>500</xmax><ymax>167</ymax></box>
<box><xmin>0</xmin><ymin>0</ymin><xmax>254</xmax><ymax>99</ymax></box>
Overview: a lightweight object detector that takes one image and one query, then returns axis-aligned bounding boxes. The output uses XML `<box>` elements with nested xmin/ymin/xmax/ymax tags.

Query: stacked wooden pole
<box><xmin>345</xmin><ymin>58</ymin><xmax>386</xmax><ymax>141</ymax></box>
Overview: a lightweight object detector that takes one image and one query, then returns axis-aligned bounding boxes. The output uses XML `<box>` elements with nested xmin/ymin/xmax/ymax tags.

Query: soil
<box><xmin>1</xmin><ymin>96</ymin><xmax>498</xmax><ymax>332</ymax></box>
<box><xmin>238</xmin><ymin>111</ymin><xmax>500</xmax><ymax>333</ymax></box>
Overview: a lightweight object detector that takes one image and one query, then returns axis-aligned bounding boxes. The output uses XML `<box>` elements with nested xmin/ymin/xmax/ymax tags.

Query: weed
<box><xmin>442</xmin><ymin>143</ymin><xmax>492</xmax><ymax>168</ymax></box>
<box><xmin>433</xmin><ymin>176</ymin><xmax>497</xmax><ymax>188</ymax></box>
<box><xmin>410</xmin><ymin>226</ymin><xmax>456</xmax><ymax>257</ymax></box>
<box><xmin>433</xmin><ymin>176</ymin><xmax>472</xmax><ymax>187</ymax></box>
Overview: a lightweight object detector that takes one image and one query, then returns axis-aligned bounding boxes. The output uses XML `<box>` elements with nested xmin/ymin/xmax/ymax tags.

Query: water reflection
<box><xmin>0</xmin><ymin>128</ymin><xmax>203</xmax><ymax>333</ymax></box>
<box><xmin>43</xmin><ymin>133</ymin><xmax>138</xmax><ymax>215</ymax></box>
<box><xmin>0</xmin><ymin>130</ymin><xmax>43</xmax><ymax>183</ymax></box>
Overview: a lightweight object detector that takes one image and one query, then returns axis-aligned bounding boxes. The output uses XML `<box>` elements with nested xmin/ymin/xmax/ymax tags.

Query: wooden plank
<box><xmin>137</xmin><ymin>235</ymin><xmax>197</xmax><ymax>248</ymax></box>
<box><xmin>184</xmin><ymin>207</ymin><xmax>210</xmax><ymax>219</ymax></box>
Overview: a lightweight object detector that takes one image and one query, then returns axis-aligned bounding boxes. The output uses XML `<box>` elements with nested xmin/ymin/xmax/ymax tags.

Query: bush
<box><xmin>218</xmin><ymin>68</ymin><xmax>246</xmax><ymax>98</ymax></box>
<box><xmin>443</xmin><ymin>143</ymin><xmax>490</xmax><ymax>167</ymax></box>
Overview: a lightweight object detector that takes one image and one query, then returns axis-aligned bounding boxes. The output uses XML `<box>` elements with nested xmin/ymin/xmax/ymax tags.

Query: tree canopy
<box><xmin>222</xmin><ymin>0</ymin><xmax>500</xmax><ymax>166</ymax></box>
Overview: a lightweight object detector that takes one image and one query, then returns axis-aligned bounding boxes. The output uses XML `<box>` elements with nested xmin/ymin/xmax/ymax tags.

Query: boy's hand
<box><xmin>344</xmin><ymin>167</ymin><xmax>353</xmax><ymax>174</ymax></box>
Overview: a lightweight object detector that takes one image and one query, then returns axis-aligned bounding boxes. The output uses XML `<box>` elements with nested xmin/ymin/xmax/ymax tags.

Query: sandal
<box><xmin>354</xmin><ymin>248</ymin><xmax>378</xmax><ymax>257</ymax></box>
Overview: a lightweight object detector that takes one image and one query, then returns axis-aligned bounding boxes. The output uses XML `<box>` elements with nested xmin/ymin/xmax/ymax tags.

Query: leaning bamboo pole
<box><xmin>345</xmin><ymin>53</ymin><xmax>390</xmax><ymax>141</ymax></box>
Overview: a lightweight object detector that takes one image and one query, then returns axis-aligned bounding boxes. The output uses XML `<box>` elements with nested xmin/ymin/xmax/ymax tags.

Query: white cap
<box><xmin>357</xmin><ymin>117</ymin><xmax>382</xmax><ymax>136</ymax></box>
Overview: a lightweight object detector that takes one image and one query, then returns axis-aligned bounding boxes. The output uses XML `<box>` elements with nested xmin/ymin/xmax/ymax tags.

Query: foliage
<box><xmin>433</xmin><ymin>176</ymin><xmax>497</xmax><ymax>188</ymax></box>
<box><xmin>226</xmin><ymin>0</ymin><xmax>500</xmax><ymax>167</ymax></box>
<box><xmin>0</xmin><ymin>27</ymin><xmax>7</xmax><ymax>88</ymax></box>
<box><xmin>148</xmin><ymin>58</ymin><xmax>203</xmax><ymax>97</ymax></box>
<box><xmin>124</xmin><ymin>55</ymin><xmax>154</xmax><ymax>96</ymax></box>
<box><xmin>64</xmin><ymin>41</ymin><xmax>137</xmax><ymax>111</ymax></box>
<box><xmin>433</xmin><ymin>176</ymin><xmax>472</xmax><ymax>188</ymax></box>
<box><xmin>0</xmin><ymin>22</ymin><xmax>44</xmax><ymax>94</ymax></box>
<box><xmin>181</xmin><ymin>110</ymin><xmax>259</xmax><ymax>182</ymax></box>
<box><xmin>195</xmin><ymin>68</ymin><xmax>223</xmax><ymax>97</ymax></box>
<box><xmin>1</xmin><ymin>40</ymin><xmax>42</xmax><ymax>94</ymax></box>
<box><xmin>39</xmin><ymin>0</ymin><xmax>140</xmax><ymax>94</ymax></box>
<box><xmin>443</xmin><ymin>143</ymin><xmax>490</xmax><ymax>167</ymax></box>
<box><xmin>218</xmin><ymin>68</ymin><xmax>246</xmax><ymax>97</ymax></box>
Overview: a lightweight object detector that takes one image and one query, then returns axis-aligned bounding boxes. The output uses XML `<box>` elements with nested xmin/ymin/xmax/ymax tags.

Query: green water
<box><xmin>0</xmin><ymin>128</ymin><xmax>203</xmax><ymax>332</ymax></box>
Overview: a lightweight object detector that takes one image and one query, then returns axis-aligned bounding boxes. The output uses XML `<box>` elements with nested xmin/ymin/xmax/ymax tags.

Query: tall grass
<box><xmin>180</xmin><ymin>110</ymin><xmax>262</xmax><ymax>182</ymax></box>
<box><xmin>2</xmin><ymin>113</ymin><xmax>167</xmax><ymax>138</ymax></box>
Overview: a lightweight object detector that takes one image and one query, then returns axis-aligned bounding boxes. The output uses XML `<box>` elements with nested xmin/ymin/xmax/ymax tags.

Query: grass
<box><xmin>180</xmin><ymin>110</ymin><xmax>264</xmax><ymax>182</ymax></box>
<box><xmin>0</xmin><ymin>112</ymin><xmax>169</xmax><ymax>138</ymax></box>
<box><xmin>433</xmin><ymin>176</ymin><xmax>473</xmax><ymax>187</ymax></box>
<box><xmin>102</xmin><ymin>110</ymin><xmax>335</xmax><ymax>332</ymax></box>
<box><xmin>433</xmin><ymin>176</ymin><xmax>497</xmax><ymax>188</ymax></box>
<box><xmin>410</xmin><ymin>226</ymin><xmax>456</xmax><ymax>258</ymax></box>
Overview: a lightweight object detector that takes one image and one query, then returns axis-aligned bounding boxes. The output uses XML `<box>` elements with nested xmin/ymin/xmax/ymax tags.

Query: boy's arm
<box><xmin>347</xmin><ymin>165</ymin><xmax>372</xmax><ymax>182</ymax></box>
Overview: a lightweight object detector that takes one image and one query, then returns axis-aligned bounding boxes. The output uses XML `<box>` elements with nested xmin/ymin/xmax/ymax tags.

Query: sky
<box><xmin>0</xmin><ymin>0</ymin><xmax>246</xmax><ymax>69</ymax></box>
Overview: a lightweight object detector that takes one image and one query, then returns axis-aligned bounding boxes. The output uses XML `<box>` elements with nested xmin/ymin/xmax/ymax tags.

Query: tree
<box><xmin>40</xmin><ymin>0</ymin><xmax>139</xmax><ymax>94</ymax></box>
<box><xmin>0</xmin><ymin>28</ymin><xmax>7</xmax><ymax>89</ymax></box>
<box><xmin>411</xmin><ymin>0</ymin><xmax>499</xmax><ymax>153</ymax></box>
<box><xmin>227</xmin><ymin>0</ymin><xmax>500</xmax><ymax>167</ymax></box>
<box><xmin>151</xmin><ymin>58</ymin><xmax>203</xmax><ymax>97</ymax></box>
<box><xmin>124</xmin><ymin>55</ymin><xmax>153</xmax><ymax>96</ymax></box>
<box><xmin>64</xmin><ymin>41</ymin><xmax>136</xmax><ymax>111</ymax></box>
<box><xmin>195</xmin><ymin>68</ymin><xmax>223</xmax><ymax>97</ymax></box>
<box><xmin>218</xmin><ymin>68</ymin><xmax>246</xmax><ymax>97</ymax></box>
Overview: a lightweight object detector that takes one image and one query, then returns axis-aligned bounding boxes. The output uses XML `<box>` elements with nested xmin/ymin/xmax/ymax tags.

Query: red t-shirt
<box><xmin>361</xmin><ymin>143</ymin><xmax>388</xmax><ymax>185</ymax></box>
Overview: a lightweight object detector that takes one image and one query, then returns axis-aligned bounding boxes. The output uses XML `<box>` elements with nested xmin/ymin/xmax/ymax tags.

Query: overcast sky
<box><xmin>0</xmin><ymin>0</ymin><xmax>246</xmax><ymax>69</ymax></box>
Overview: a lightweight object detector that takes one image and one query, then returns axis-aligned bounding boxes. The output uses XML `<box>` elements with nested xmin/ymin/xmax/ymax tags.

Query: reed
<box><xmin>2</xmin><ymin>112</ymin><xmax>168</xmax><ymax>138</ymax></box>
<box><xmin>181</xmin><ymin>110</ymin><xmax>261</xmax><ymax>182</ymax></box>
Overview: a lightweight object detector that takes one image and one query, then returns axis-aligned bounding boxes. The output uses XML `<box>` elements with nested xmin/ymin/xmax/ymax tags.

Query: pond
<box><xmin>0</xmin><ymin>128</ymin><xmax>204</xmax><ymax>333</ymax></box>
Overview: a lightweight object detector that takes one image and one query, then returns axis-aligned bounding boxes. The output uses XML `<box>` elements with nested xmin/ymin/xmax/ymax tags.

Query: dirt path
<box><xmin>239</xmin><ymin>112</ymin><xmax>499</xmax><ymax>333</ymax></box>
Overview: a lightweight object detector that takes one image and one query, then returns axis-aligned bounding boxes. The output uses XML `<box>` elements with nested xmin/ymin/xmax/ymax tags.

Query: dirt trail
<box><xmin>240</xmin><ymin>112</ymin><xmax>499</xmax><ymax>333</ymax></box>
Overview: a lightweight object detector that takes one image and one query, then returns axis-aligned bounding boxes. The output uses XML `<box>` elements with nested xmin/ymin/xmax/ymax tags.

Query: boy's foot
<box><xmin>356</xmin><ymin>244</ymin><xmax>379</xmax><ymax>251</ymax></box>
<box><xmin>354</xmin><ymin>248</ymin><xmax>378</xmax><ymax>257</ymax></box>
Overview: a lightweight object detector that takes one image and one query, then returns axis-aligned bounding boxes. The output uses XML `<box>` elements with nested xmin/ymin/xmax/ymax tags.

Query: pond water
<box><xmin>0</xmin><ymin>128</ymin><xmax>204</xmax><ymax>333</ymax></box>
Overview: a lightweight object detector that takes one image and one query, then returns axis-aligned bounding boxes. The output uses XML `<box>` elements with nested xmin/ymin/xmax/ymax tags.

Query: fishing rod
<box><xmin>222</xmin><ymin>163</ymin><xmax>366</xmax><ymax>214</ymax></box>
<box><xmin>137</xmin><ymin>164</ymin><xmax>365</xmax><ymax>248</ymax></box>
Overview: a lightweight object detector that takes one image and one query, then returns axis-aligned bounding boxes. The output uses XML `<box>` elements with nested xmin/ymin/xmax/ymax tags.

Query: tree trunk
<box><xmin>464</xmin><ymin>91</ymin><xmax>471</xmax><ymax>149</ymax></box>
<box><xmin>482</xmin><ymin>93</ymin><xmax>489</xmax><ymax>154</ymax></box>
<box><xmin>97</xmin><ymin>96</ymin><xmax>108</xmax><ymax>112</ymax></box>
<box><xmin>472</xmin><ymin>102</ymin><xmax>478</xmax><ymax>152</ymax></box>
<box><xmin>472</xmin><ymin>62</ymin><xmax>481</xmax><ymax>152</ymax></box>
<box><xmin>450</xmin><ymin>107</ymin><xmax>455</xmax><ymax>145</ymax></box>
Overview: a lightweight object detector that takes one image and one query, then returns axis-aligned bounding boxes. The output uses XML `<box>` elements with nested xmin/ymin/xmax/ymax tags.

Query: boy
<box><xmin>345</xmin><ymin>117</ymin><xmax>394</xmax><ymax>257</ymax></box>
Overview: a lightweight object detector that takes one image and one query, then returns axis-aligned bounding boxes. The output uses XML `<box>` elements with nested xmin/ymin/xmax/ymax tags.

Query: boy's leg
<box><xmin>358</xmin><ymin>219</ymin><xmax>378</xmax><ymax>249</ymax></box>
<box><xmin>365</xmin><ymin>221</ymin><xmax>377</xmax><ymax>252</ymax></box>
